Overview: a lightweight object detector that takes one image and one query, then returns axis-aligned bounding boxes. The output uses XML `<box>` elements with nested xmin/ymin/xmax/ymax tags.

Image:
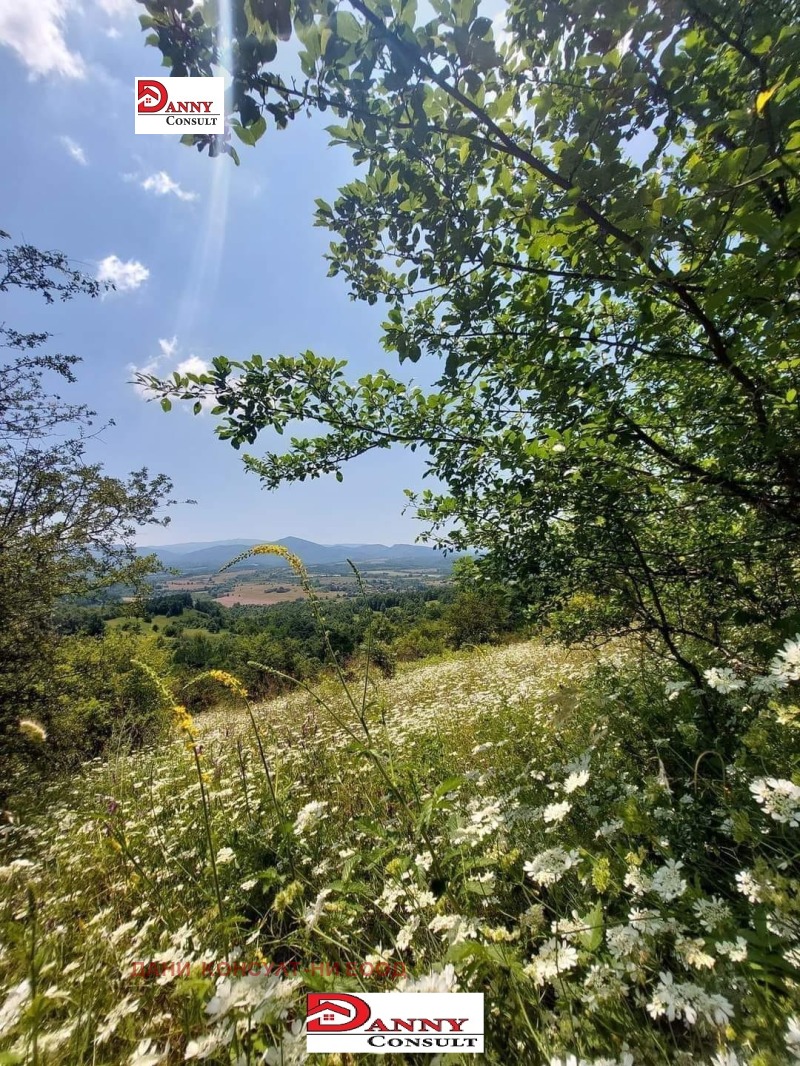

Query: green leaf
<box><xmin>334</xmin><ymin>11</ymin><xmax>362</xmax><ymax>43</ymax></box>
<box><xmin>250</xmin><ymin>115</ymin><xmax>267</xmax><ymax>143</ymax></box>
<box><xmin>578</xmin><ymin>902</ymin><xmax>604</xmax><ymax>952</ymax></box>
<box><xmin>433</xmin><ymin>775</ymin><xmax>465</xmax><ymax>799</ymax></box>
<box><xmin>231</xmin><ymin>120</ymin><xmax>255</xmax><ymax>146</ymax></box>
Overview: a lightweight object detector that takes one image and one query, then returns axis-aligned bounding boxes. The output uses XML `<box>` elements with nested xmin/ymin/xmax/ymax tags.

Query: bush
<box><xmin>49</xmin><ymin>630</ymin><xmax>175</xmax><ymax>764</ymax></box>
<box><xmin>392</xmin><ymin>619</ymin><xmax>449</xmax><ymax>661</ymax></box>
<box><xmin>370</xmin><ymin>641</ymin><xmax>397</xmax><ymax>678</ymax></box>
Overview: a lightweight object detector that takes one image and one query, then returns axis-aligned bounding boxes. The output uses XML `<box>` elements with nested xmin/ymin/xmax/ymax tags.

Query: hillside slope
<box><xmin>0</xmin><ymin>640</ymin><xmax>798</xmax><ymax>1064</ymax></box>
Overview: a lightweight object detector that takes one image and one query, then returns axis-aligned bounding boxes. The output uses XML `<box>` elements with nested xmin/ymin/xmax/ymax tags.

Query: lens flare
<box><xmin>174</xmin><ymin>0</ymin><xmax>233</xmax><ymax>340</ymax></box>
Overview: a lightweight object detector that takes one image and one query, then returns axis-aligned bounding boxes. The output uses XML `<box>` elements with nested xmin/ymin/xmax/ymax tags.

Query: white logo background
<box><xmin>307</xmin><ymin>991</ymin><xmax>484</xmax><ymax>1054</ymax></box>
<box><xmin>135</xmin><ymin>77</ymin><xmax>225</xmax><ymax>135</ymax></box>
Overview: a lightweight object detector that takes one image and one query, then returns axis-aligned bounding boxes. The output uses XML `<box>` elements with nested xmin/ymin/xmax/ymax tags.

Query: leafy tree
<box><xmin>138</xmin><ymin>0</ymin><xmax>800</xmax><ymax>695</ymax></box>
<box><xmin>0</xmin><ymin>233</ymin><xmax>176</xmax><ymax>780</ymax></box>
<box><xmin>444</xmin><ymin>557</ymin><xmax>512</xmax><ymax>647</ymax></box>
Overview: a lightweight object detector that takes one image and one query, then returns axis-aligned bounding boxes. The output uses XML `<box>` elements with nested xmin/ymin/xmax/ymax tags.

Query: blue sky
<box><xmin>0</xmin><ymin>0</ymin><xmax>477</xmax><ymax>546</ymax></box>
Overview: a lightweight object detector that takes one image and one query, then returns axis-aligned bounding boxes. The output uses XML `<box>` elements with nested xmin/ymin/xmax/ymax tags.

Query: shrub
<box><xmin>49</xmin><ymin>630</ymin><xmax>175</xmax><ymax>764</ymax></box>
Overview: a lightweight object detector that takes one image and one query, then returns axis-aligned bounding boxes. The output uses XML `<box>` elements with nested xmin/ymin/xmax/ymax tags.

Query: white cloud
<box><xmin>130</xmin><ymin>341</ymin><xmax>213</xmax><ymax>410</ymax></box>
<box><xmin>0</xmin><ymin>0</ymin><xmax>85</xmax><ymax>79</ymax></box>
<box><xmin>130</xmin><ymin>359</ymin><xmax>160</xmax><ymax>397</ymax></box>
<box><xmin>0</xmin><ymin>0</ymin><xmax>132</xmax><ymax>79</ymax></box>
<box><xmin>130</xmin><ymin>336</ymin><xmax>176</xmax><ymax>397</ymax></box>
<box><xmin>176</xmin><ymin>355</ymin><xmax>214</xmax><ymax>412</ymax></box>
<box><xmin>59</xmin><ymin>135</ymin><xmax>87</xmax><ymax>165</ymax></box>
<box><xmin>97</xmin><ymin>255</ymin><xmax>150</xmax><ymax>293</ymax></box>
<box><xmin>158</xmin><ymin>336</ymin><xmax>179</xmax><ymax>361</ymax></box>
<box><xmin>141</xmin><ymin>171</ymin><xmax>199</xmax><ymax>203</ymax></box>
<box><xmin>176</xmin><ymin>355</ymin><xmax>210</xmax><ymax>377</ymax></box>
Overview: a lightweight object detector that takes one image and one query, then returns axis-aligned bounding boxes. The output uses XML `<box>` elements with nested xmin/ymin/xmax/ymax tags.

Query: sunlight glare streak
<box><xmin>173</xmin><ymin>0</ymin><xmax>233</xmax><ymax>340</ymax></box>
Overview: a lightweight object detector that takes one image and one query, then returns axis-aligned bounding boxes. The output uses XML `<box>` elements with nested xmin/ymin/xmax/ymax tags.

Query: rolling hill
<box><xmin>136</xmin><ymin>537</ymin><xmax>456</xmax><ymax>572</ymax></box>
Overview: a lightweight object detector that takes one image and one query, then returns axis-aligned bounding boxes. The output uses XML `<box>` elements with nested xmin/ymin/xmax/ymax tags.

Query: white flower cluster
<box><xmin>451</xmin><ymin>796</ymin><xmax>507</xmax><ymax>846</ymax></box>
<box><xmin>0</xmin><ymin>980</ymin><xmax>30</xmax><ymax>1038</ymax></box>
<box><xmin>716</xmin><ymin>937</ymin><xmax>748</xmax><ymax>962</ymax></box>
<box><xmin>646</xmin><ymin>971</ymin><xmax>733</xmax><ymax>1027</ymax></box>
<box><xmin>750</xmin><ymin>634</ymin><xmax>800</xmax><ymax>691</ymax></box>
<box><xmin>703</xmin><ymin>667</ymin><xmax>745</xmax><ymax>694</ymax></box>
<box><xmin>692</xmin><ymin>896</ymin><xmax>731</xmax><ymax>932</ymax></box>
<box><xmin>524</xmin><ymin>938</ymin><xmax>579</xmax><ymax>986</ymax></box>
<box><xmin>428</xmin><ymin>913</ymin><xmax>478</xmax><ymax>944</ymax></box>
<box><xmin>397</xmin><ymin>964</ymin><xmax>458</xmax><ymax>993</ymax></box>
<box><xmin>563</xmin><ymin>769</ymin><xmax>590</xmax><ymax>794</ymax></box>
<box><xmin>292</xmin><ymin>800</ymin><xmax>328</xmax><ymax>836</ymax></box>
<box><xmin>524</xmin><ymin>847</ymin><xmax>580</xmax><ymax>887</ymax></box>
<box><xmin>664</xmin><ymin>680</ymin><xmax>691</xmax><ymax>701</ymax></box>
<box><xmin>542</xmin><ymin>800</ymin><xmax>572</xmax><ymax>825</ymax></box>
<box><xmin>625</xmin><ymin>858</ymin><xmax>687</xmax><ymax>902</ymax></box>
<box><xmin>750</xmin><ymin>777</ymin><xmax>800</xmax><ymax>827</ymax></box>
<box><xmin>303</xmin><ymin>887</ymin><xmax>332</xmax><ymax>930</ymax></box>
<box><xmin>786</xmin><ymin>1015</ymin><xmax>800</xmax><ymax>1060</ymax></box>
<box><xmin>735</xmin><ymin>869</ymin><xmax>765</xmax><ymax>903</ymax></box>
<box><xmin>650</xmin><ymin>860</ymin><xmax>688</xmax><ymax>902</ymax></box>
<box><xmin>606</xmin><ymin>924</ymin><xmax>643</xmax><ymax>961</ymax></box>
<box><xmin>675</xmin><ymin>936</ymin><xmax>716</xmax><ymax>971</ymax></box>
<box><xmin>771</xmin><ymin>636</ymin><xmax>800</xmax><ymax>683</ymax></box>
<box><xmin>582</xmin><ymin>963</ymin><xmax>630</xmax><ymax>1010</ymax></box>
<box><xmin>549</xmin><ymin>1054</ymin><xmax>634</xmax><ymax>1066</ymax></box>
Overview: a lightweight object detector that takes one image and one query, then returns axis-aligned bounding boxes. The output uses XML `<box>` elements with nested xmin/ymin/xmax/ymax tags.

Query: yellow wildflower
<box><xmin>220</xmin><ymin>544</ymin><xmax>312</xmax><ymax>592</ymax></box>
<box><xmin>205</xmin><ymin>670</ymin><xmax>249</xmax><ymax>700</ymax></box>
<box><xmin>131</xmin><ymin>660</ymin><xmax>175</xmax><ymax>706</ymax></box>
<box><xmin>273</xmin><ymin>880</ymin><xmax>304</xmax><ymax>914</ymax></box>
<box><xmin>385</xmin><ymin>858</ymin><xmax>407</xmax><ymax>878</ymax></box>
<box><xmin>592</xmin><ymin>856</ymin><xmax>611</xmax><ymax>893</ymax></box>
<box><xmin>173</xmin><ymin>704</ymin><xmax>196</xmax><ymax>738</ymax></box>
<box><xmin>498</xmin><ymin>847</ymin><xmax>520</xmax><ymax>871</ymax></box>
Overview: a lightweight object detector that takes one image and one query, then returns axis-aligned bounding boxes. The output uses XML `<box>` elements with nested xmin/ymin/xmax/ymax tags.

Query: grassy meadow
<box><xmin>1</xmin><ymin>630</ymin><xmax>799</xmax><ymax>1065</ymax></box>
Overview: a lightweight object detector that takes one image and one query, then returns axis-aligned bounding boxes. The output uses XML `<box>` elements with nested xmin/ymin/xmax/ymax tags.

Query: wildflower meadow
<box><xmin>1</xmin><ymin>549</ymin><xmax>799</xmax><ymax>1064</ymax></box>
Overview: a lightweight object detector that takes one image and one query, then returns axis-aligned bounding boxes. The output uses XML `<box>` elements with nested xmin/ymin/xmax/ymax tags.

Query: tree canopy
<box><xmin>137</xmin><ymin>0</ymin><xmax>800</xmax><ymax>681</ymax></box>
<box><xmin>0</xmin><ymin>233</ymin><xmax>176</xmax><ymax>773</ymax></box>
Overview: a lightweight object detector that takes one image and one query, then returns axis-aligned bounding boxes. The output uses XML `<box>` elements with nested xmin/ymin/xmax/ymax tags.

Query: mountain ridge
<box><xmin>136</xmin><ymin>537</ymin><xmax>457</xmax><ymax>572</ymax></box>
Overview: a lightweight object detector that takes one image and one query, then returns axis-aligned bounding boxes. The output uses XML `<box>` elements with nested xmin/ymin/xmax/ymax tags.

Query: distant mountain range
<box><xmin>136</xmin><ymin>537</ymin><xmax>457</xmax><ymax>572</ymax></box>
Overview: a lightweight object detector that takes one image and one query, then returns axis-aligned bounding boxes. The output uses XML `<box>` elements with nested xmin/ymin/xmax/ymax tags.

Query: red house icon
<box><xmin>137</xmin><ymin>80</ymin><xmax>168</xmax><ymax>113</ymax></box>
<box><xmin>307</xmin><ymin>993</ymin><xmax>371</xmax><ymax>1032</ymax></box>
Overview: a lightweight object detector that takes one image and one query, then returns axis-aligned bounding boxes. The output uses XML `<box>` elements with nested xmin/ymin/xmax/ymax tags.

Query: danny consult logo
<box><xmin>306</xmin><ymin>991</ymin><xmax>484</xmax><ymax>1054</ymax></box>
<box><xmin>134</xmin><ymin>77</ymin><xmax>225</xmax><ymax>135</ymax></box>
